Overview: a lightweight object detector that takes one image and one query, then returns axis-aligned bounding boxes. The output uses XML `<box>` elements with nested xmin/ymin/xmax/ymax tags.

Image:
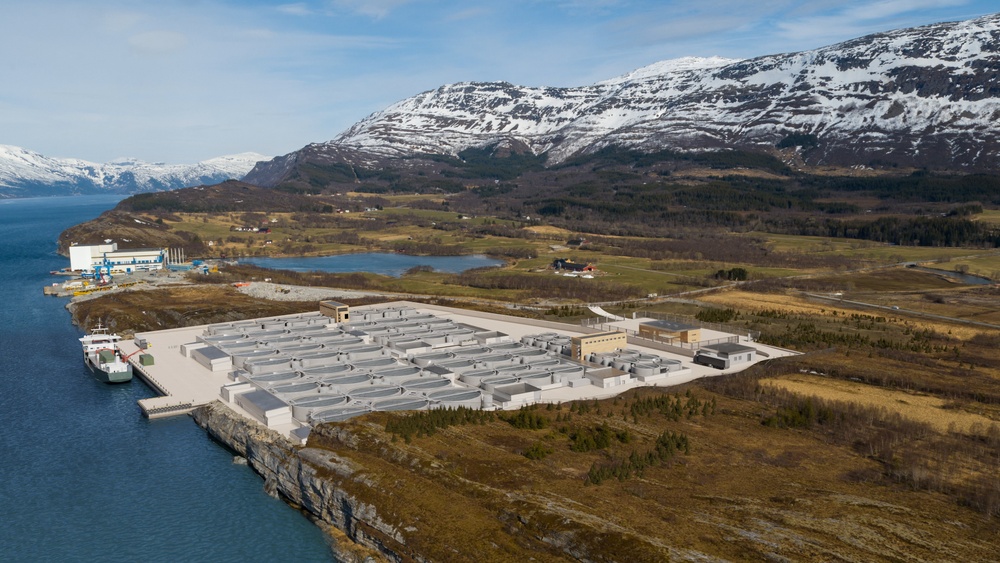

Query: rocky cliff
<box><xmin>189</xmin><ymin>401</ymin><xmax>678</xmax><ymax>562</ymax></box>
<box><xmin>191</xmin><ymin>402</ymin><xmax>400</xmax><ymax>563</ymax></box>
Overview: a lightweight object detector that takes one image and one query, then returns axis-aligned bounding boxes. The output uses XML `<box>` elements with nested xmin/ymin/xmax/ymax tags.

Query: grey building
<box><xmin>693</xmin><ymin>342</ymin><xmax>757</xmax><ymax>369</ymax></box>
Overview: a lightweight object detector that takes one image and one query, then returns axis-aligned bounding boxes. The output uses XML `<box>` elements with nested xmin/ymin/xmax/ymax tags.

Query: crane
<box><xmin>81</xmin><ymin>263</ymin><xmax>114</xmax><ymax>285</ymax></box>
<box><xmin>123</xmin><ymin>347</ymin><xmax>147</xmax><ymax>361</ymax></box>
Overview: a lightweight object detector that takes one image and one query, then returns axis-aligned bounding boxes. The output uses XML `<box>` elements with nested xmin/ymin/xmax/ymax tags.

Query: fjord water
<box><xmin>243</xmin><ymin>252</ymin><xmax>504</xmax><ymax>276</ymax></box>
<box><xmin>0</xmin><ymin>197</ymin><xmax>332</xmax><ymax>561</ymax></box>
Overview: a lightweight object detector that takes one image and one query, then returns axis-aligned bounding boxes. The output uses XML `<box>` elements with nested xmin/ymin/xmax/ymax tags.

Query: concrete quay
<box><xmin>117</xmin><ymin>326</ymin><xmax>236</xmax><ymax>419</ymax></box>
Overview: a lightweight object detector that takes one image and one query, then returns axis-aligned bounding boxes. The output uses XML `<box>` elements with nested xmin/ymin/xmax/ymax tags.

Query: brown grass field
<box><xmin>304</xmin><ymin>386</ymin><xmax>1000</xmax><ymax>562</ymax></box>
<box><xmin>762</xmin><ymin>374</ymin><xmax>996</xmax><ymax>434</ymax></box>
<box><xmin>698</xmin><ymin>288</ymin><xmax>989</xmax><ymax>339</ymax></box>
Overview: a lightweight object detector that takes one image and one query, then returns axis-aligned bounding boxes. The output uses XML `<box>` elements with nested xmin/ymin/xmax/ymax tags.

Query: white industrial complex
<box><xmin>117</xmin><ymin>301</ymin><xmax>796</xmax><ymax>443</ymax></box>
<box><xmin>69</xmin><ymin>242</ymin><xmax>166</xmax><ymax>274</ymax></box>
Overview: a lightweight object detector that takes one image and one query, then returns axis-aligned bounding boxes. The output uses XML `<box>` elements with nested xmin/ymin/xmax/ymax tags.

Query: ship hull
<box><xmin>85</xmin><ymin>354</ymin><xmax>133</xmax><ymax>383</ymax></box>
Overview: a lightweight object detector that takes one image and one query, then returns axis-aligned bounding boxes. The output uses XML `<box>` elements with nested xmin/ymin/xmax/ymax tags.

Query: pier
<box><xmin>117</xmin><ymin>326</ymin><xmax>237</xmax><ymax>419</ymax></box>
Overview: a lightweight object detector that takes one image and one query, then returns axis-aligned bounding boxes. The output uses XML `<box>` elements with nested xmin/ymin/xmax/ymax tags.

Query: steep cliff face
<box><xmin>191</xmin><ymin>402</ymin><xmax>402</xmax><ymax>563</ymax></box>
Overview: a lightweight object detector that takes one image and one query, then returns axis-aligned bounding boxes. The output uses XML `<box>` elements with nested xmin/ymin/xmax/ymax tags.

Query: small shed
<box><xmin>319</xmin><ymin>301</ymin><xmax>350</xmax><ymax>323</ymax></box>
<box><xmin>694</xmin><ymin>342</ymin><xmax>757</xmax><ymax>369</ymax></box>
<box><xmin>492</xmin><ymin>383</ymin><xmax>540</xmax><ymax>406</ymax></box>
<box><xmin>236</xmin><ymin>390</ymin><xmax>292</xmax><ymax>428</ymax></box>
<box><xmin>585</xmin><ymin>367</ymin><xmax>632</xmax><ymax>389</ymax></box>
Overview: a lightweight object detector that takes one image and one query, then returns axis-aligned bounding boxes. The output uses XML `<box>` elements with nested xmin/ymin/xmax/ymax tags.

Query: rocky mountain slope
<box><xmin>246</xmin><ymin>13</ymin><xmax>1000</xmax><ymax>186</ymax></box>
<box><xmin>0</xmin><ymin>145</ymin><xmax>267</xmax><ymax>198</ymax></box>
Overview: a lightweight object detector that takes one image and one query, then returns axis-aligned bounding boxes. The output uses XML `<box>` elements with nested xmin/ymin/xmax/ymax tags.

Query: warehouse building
<box><xmin>68</xmin><ymin>242</ymin><xmax>166</xmax><ymax>273</ymax></box>
<box><xmin>195</xmin><ymin>307</ymin><xmax>690</xmax><ymax>428</ymax></box>
<box><xmin>638</xmin><ymin>320</ymin><xmax>701</xmax><ymax>344</ymax></box>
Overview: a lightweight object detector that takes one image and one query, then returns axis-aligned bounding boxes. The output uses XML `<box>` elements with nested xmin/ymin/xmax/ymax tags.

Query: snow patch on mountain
<box><xmin>0</xmin><ymin>146</ymin><xmax>268</xmax><ymax>197</ymax></box>
<box><xmin>296</xmin><ymin>12</ymin><xmax>1000</xmax><ymax>171</ymax></box>
<box><xmin>598</xmin><ymin>56</ymin><xmax>742</xmax><ymax>85</ymax></box>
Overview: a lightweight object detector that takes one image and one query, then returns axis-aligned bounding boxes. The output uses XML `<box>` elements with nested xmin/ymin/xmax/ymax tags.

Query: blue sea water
<box><xmin>242</xmin><ymin>252</ymin><xmax>504</xmax><ymax>277</ymax></box>
<box><xmin>0</xmin><ymin>196</ymin><xmax>333</xmax><ymax>562</ymax></box>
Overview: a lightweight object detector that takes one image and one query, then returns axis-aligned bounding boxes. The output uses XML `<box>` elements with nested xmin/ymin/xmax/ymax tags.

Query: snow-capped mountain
<box><xmin>246</xmin><ymin>13</ymin><xmax>1000</xmax><ymax>185</ymax></box>
<box><xmin>0</xmin><ymin>145</ymin><xmax>268</xmax><ymax>198</ymax></box>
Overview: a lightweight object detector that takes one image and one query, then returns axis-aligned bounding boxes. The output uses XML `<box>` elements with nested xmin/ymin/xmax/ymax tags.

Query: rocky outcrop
<box><xmin>191</xmin><ymin>402</ymin><xmax>403</xmax><ymax>563</ymax></box>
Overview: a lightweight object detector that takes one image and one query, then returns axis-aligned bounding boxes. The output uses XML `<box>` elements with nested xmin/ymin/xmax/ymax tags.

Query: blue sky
<box><xmin>1</xmin><ymin>0</ymin><xmax>995</xmax><ymax>163</ymax></box>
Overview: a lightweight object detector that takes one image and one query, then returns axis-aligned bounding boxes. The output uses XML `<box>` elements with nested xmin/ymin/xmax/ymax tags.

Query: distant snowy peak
<box><xmin>598</xmin><ymin>56</ymin><xmax>742</xmax><ymax>85</ymax></box>
<box><xmin>256</xmin><ymin>11</ymin><xmax>1000</xmax><ymax>175</ymax></box>
<box><xmin>0</xmin><ymin>146</ymin><xmax>269</xmax><ymax>197</ymax></box>
<box><xmin>200</xmin><ymin>152</ymin><xmax>270</xmax><ymax>168</ymax></box>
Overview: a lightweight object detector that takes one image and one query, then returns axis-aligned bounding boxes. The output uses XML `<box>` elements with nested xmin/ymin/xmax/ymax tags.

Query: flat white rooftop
<box><xmin>121</xmin><ymin>301</ymin><xmax>797</xmax><ymax>440</ymax></box>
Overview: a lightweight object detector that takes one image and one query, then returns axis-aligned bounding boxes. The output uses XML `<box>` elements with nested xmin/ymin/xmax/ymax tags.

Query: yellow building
<box><xmin>638</xmin><ymin>320</ymin><xmax>701</xmax><ymax>344</ymax></box>
<box><xmin>319</xmin><ymin>301</ymin><xmax>350</xmax><ymax>323</ymax></box>
<box><xmin>571</xmin><ymin>331</ymin><xmax>627</xmax><ymax>361</ymax></box>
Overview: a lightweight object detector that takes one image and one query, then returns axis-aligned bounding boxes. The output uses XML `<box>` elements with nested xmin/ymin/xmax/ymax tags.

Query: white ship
<box><xmin>79</xmin><ymin>322</ymin><xmax>133</xmax><ymax>383</ymax></box>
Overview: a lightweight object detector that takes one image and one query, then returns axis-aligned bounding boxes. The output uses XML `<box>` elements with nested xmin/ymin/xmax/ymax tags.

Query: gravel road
<box><xmin>235</xmin><ymin>281</ymin><xmax>402</xmax><ymax>302</ymax></box>
<box><xmin>67</xmin><ymin>271</ymin><xmax>400</xmax><ymax>304</ymax></box>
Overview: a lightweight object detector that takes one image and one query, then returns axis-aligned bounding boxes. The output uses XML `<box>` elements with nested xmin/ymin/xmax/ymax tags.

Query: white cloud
<box><xmin>855</xmin><ymin>0</ymin><xmax>968</xmax><ymax>20</ymax></box>
<box><xmin>330</xmin><ymin>0</ymin><xmax>413</xmax><ymax>19</ymax></box>
<box><xmin>444</xmin><ymin>7</ymin><xmax>491</xmax><ymax>22</ymax></box>
<box><xmin>775</xmin><ymin>0</ymin><xmax>972</xmax><ymax>42</ymax></box>
<box><xmin>598</xmin><ymin>1</ymin><xmax>786</xmax><ymax>50</ymax></box>
<box><xmin>241</xmin><ymin>28</ymin><xmax>278</xmax><ymax>40</ymax></box>
<box><xmin>555</xmin><ymin>0</ymin><xmax>626</xmax><ymax>15</ymax></box>
<box><xmin>102</xmin><ymin>11</ymin><xmax>145</xmax><ymax>32</ymax></box>
<box><xmin>276</xmin><ymin>3</ymin><xmax>313</xmax><ymax>16</ymax></box>
<box><xmin>617</xmin><ymin>13</ymin><xmax>753</xmax><ymax>43</ymax></box>
<box><xmin>127</xmin><ymin>30</ymin><xmax>188</xmax><ymax>55</ymax></box>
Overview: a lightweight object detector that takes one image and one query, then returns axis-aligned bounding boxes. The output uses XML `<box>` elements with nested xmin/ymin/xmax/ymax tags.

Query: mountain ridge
<box><xmin>0</xmin><ymin>145</ymin><xmax>268</xmax><ymax>198</ymax></box>
<box><xmin>245</xmin><ymin>12</ymin><xmax>1000</xmax><ymax>187</ymax></box>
